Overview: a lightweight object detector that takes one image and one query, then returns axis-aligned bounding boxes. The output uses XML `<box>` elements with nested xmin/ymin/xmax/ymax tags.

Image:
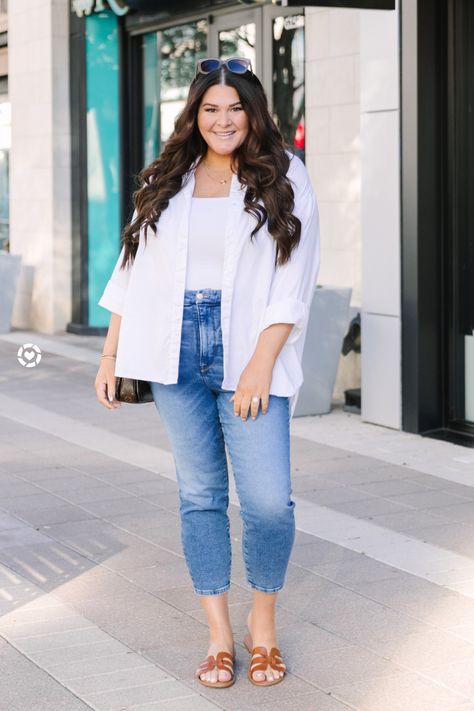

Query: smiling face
<box><xmin>196</xmin><ymin>83</ymin><xmax>249</xmax><ymax>158</ymax></box>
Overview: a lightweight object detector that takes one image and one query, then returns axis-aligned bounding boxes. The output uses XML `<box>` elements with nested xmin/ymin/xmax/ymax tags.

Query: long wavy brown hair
<box><xmin>119</xmin><ymin>65</ymin><xmax>302</xmax><ymax>271</ymax></box>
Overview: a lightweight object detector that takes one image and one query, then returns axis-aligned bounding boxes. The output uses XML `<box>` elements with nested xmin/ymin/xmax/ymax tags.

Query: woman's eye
<box><xmin>204</xmin><ymin>107</ymin><xmax>243</xmax><ymax>112</ymax></box>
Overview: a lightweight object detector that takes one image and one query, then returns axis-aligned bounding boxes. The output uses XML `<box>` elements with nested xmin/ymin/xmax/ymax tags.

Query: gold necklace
<box><xmin>202</xmin><ymin>160</ymin><xmax>233</xmax><ymax>185</ymax></box>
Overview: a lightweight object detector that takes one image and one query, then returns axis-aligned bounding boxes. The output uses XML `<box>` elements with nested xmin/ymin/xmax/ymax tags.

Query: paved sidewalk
<box><xmin>2</xmin><ymin>330</ymin><xmax>474</xmax><ymax>711</ymax></box>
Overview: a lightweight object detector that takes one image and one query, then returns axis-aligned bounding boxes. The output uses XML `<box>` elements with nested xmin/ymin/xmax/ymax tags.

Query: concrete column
<box><xmin>9</xmin><ymin>0</ymin><xmax>71</xmax><ymax>333</ymax></box>
<box><xmin>359</xmin><ymin>1</ymin><xmax>401</xmax><ymax>429</ymax></box>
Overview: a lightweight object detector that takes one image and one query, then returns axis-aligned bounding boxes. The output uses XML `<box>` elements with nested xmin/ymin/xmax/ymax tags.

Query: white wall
<box><xmin>360</xmin><ymin>2</ymin><xmax>401</xmax><ymax>429</ymax></box>
<box><xmin>9</xmin><ymin>0</ymin><xmax>72</xmax><ymax>333</ymax></box>
<box><xmin>305</xmin><ymin>4</ymin><xmax>401</xmax><ymax>427</ymax></box>
<box><xmin>305</xmin><ymin>6</ymin><xmax>361</xmax><ymax>403</ymax></box>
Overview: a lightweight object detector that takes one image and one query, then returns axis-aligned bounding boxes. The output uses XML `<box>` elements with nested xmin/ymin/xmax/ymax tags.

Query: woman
<box><xmin>95</xmin><ymin>57</ymin><xmax>320</xmax><ymax>689</ymax></box>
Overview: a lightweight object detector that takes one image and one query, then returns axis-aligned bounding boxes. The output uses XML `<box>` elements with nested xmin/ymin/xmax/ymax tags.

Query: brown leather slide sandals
<box><xmin>243</xmin><ymin>632</ymin><xmax>286</xmax><ymax>687</ymax></box>
<box><xmin>195</xmin><ymin>650</ymin><xmax>235</xmax><ymax>688</ymax></box>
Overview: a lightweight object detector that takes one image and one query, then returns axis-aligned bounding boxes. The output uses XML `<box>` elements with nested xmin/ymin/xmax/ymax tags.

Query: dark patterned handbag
<box><xmin>115</xmin><ymin>377</ymin><xmax>154</xmax><ymax>404</ymax></box>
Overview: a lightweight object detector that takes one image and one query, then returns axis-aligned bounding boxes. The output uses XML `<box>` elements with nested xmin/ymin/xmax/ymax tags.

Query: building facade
<box><xmin>6</xmin><ymin>0</ymin><xmax>474</xmax><ymax>446</ymax></box>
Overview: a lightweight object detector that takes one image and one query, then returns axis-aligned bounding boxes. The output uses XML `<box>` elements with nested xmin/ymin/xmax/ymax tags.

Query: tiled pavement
<box><xmin>1</xmin><ymin>332</ymin><xmax>474</xmax><ymax>710</ymax></box>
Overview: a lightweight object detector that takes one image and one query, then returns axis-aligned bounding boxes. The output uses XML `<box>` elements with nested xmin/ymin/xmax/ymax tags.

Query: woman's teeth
<box><xmin>214</xmin><ymin>131</ymin><xmax>235</xmax><ymax>139</ymax></box>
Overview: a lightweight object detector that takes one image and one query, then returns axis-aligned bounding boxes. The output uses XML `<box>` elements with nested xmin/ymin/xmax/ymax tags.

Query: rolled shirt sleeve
<box><xmin>258</xmin><ymin>156</ymin><xmax>321</xmax><ymax>345</ymax></box>
<box><xmin>97</xmin><ymin>213</ymin><xmax>136</xmax><ymax>316</ymax></box>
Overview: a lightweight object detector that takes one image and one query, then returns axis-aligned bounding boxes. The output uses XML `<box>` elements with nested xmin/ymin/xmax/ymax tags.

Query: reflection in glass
<box><xmin>143</xmin><ymin>20</ymin><xmax>207</xmax><ymax>162</ymax></box>
<box><xmin>272</xmin><ymin>14</ymin><xmax>305</xmax><ymax>162</ymax></box>
<box><xmin>0</xmin><ymin>100</ymin><xmax>10</xmax><ymax>250</ymax></box>
<box><xmin>143</xmin><ymin>33</ymin><xmax>160</xmax><ymax>167</ymax></box>
<box><xmin>218</xmin><ymin>23</ymin><xmax>256</xmax><ymax>70</ymax></box>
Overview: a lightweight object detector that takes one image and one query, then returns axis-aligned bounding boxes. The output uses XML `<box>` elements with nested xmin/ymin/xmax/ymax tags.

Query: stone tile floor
<box><xmin>1</xmin><ymin>332</ymin><xmax>474</xmax><ymax>709</ymax></box>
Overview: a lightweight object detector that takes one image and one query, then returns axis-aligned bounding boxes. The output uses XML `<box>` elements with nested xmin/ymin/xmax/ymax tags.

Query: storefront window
<box><xmin>218</xmin><ymin>22</ymin><xmax>256</xmax><ymax>68</ymax></box>
<box><xmin>142</xmin><ymin>10</ymin><xmax>305</xmax><ymax>164</ymax></box>
<box><xmin>143</xmin><ymin>20</ymin><xmax>207</xmax><ymax>163</ymax></box>
<box><xmin>449</xmin><ymin>0</ymin><xmax>474</xmax><ymax>426</ymax></box>
<box><xmin>143</xmin><ymin>33</ymin><xmax>160</xmax><ymax>167</ymax></box>
<box><xmin>272</xmin><ymin>14</ymin><xmax>305</xmax><ymax>161</ymax></box>
<box><xmin>86</xmin><ymin>10</ymin><xmax>120</xmax><ymax>327</ymax></box>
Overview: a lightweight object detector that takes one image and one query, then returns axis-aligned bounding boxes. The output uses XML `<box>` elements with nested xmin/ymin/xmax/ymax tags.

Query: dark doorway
<box><xmin>401</xmin><ymin>0</ymin><xmax>474</xmax><ymax>446</ymax></box>
<box><xmin>445</xmin><ymin>0</ymin><xmax>474</xmax><ymax>436</ymax></box>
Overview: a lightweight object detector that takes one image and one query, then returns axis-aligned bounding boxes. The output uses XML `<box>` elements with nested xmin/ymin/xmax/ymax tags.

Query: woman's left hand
<box><xmin>230</xmin><ymin>354</ymin><xmax>274</xmax><ymax>421</ymax></box>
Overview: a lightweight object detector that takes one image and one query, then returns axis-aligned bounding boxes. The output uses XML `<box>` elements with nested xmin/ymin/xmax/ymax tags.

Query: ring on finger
<box><xmin>251</xmin><ymin>396</ymin><xmax>260</xmax><ymax>403</ymax></box>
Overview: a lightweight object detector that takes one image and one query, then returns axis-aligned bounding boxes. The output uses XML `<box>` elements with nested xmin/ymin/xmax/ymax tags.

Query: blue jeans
<box><xmin>149</xmin><ymin>288</ymin><xmax>295</xmax><ymax>595</ymax></box>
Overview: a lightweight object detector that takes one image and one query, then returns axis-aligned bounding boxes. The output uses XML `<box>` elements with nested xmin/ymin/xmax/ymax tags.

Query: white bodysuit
<box><xmin>185</xmin><ymin>196</ymin><xmax>230</xmax><ymax>290</ymax></box>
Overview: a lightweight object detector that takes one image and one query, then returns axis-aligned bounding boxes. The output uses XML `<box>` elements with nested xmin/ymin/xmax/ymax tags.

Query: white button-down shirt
<box><xmin>98</xmin><ymin>149</ymin><xmax>320</xmax><ymax>419</ymax></box>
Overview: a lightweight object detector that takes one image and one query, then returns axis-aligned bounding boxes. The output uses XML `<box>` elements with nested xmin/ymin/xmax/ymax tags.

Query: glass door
<box><xmin>140</xmin><ymin>5</ymin><xmax>305</xmax><ymax>163</ymax></box>
<box><xmin>263</xmin><ymin>4</ymin><xmax>305</xmax><ymax>161</ymax></box>
<box><xmin>209</xmin><ymin>5</ymin><xmax>305</xmax><ymax>160</ymax></box>
<box><xmin>142</xmin><ymin>19</ymin><xmax>208</xmax><ymax>164</ymax></box>
<box><xmin>209</xmin><ymin>9</ymin><xmax>262</xmax><ymax>78</ymax></box>
<box><xmin>447</xmin><ymin>0</ymin><xmax>474</xmax><ymax>431</ymax></box>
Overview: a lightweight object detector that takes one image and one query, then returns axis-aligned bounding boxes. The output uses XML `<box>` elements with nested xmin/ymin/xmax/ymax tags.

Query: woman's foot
<box><xmin>246</xmin><ymin>610</ymin><xmax>286</xmax><ymax>683</ymax></box>
<box><xmin>196</xmin><ymin>637</ymin><xmax>235</xmax><ymax>685</ymax></box>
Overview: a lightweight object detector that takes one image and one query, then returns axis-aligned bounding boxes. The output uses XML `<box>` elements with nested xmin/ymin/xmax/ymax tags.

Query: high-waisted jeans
<box><xmin>149</xmin><ymin>288</ymin><xmax>295</xmax><ymax>595</ymax></box>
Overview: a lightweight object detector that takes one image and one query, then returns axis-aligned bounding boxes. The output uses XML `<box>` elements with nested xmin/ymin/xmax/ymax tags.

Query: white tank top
<box><xmin>185</xmin><ymin>196</ymin><xmax>230</xmax><ymax>290</ymax></box>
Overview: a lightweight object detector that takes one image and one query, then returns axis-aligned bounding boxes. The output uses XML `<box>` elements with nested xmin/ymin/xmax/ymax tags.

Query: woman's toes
<box><xmin>218</xmin><ymin>669</ymin><xmax>231</xmax><ymax>683</ymax></box>
<box><xmin>253</xmin><ymin>670</ymin><xmax>266</xmax><ymax>681</ymax></box>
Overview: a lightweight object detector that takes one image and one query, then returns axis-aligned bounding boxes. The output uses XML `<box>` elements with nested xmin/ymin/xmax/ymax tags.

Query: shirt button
<box><xmin>197</xmin><ymin>292</ymin><xmax>203</xmax><ymax>299</ymax></box>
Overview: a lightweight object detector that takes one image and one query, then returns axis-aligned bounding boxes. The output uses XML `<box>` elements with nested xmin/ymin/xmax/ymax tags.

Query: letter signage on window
<box><xmin>72</xmin><ymin>0</ymin><xmax>129</xmax><ymax>18</ymax></box>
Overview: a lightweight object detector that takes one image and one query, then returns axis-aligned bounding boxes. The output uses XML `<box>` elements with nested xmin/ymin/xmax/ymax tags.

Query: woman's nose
<box><xmin>216</xmin><ymin>114</ymin><xmax>232</xmax><ymax>126</ymax></box>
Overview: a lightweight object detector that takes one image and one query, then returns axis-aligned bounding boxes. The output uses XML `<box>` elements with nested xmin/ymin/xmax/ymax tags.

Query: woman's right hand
<box><xmin>95</xmin><ymin>358</ymin><xmax>122</xmax><ymax>410</ymax></box>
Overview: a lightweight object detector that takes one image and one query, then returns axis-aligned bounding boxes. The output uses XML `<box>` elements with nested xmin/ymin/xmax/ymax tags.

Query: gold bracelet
<box><xmin>101</xmin><ymin>354</ymin><xmax>117</xmax><ymax>359</ymax></box>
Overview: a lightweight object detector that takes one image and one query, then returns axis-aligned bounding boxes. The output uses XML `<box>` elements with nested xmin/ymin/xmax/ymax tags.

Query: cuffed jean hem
<box><xmin>248</xmin><ymin>580</ymin><xmax>284</xmax><ymax>594</ymax></box>
<box><xmin>194</xmin><ymin>582</ymin><xmax>231</xmax><ymax>596</ymax></box>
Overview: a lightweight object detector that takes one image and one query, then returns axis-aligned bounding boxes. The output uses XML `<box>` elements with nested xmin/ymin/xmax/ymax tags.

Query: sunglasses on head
<box><xmin>195</xmin><ymin>57</ymin><xmax>253</xmax><ymax>77</ymax></box>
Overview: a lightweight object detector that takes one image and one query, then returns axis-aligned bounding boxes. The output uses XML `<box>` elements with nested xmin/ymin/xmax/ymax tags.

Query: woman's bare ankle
<box><xmin>208</xmin><ymin>626</ymin><xmax>234</xmax><ymax>652</ymax></box>
<box><xmin>247</xmin><ymin>609</ymin><xmax>277</xmax><ymax>645</ymax></box>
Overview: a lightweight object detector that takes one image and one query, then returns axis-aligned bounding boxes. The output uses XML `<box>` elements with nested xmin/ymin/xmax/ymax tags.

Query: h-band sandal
<box><xmin>243</xmin><ymin>632</ymin><xmax>286</xmax><ymax>686</ymax></box>
<box><xmin>195</xmin><ymin>650</ymin><xmax>235</xmax><ymax>688</ymax></box>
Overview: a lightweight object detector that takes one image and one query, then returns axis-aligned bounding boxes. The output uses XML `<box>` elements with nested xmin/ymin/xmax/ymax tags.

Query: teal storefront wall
<box><xmin>86</xmin><ymin>10</ymin><xmax>121</xmax><ymax>328</ymax></box>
